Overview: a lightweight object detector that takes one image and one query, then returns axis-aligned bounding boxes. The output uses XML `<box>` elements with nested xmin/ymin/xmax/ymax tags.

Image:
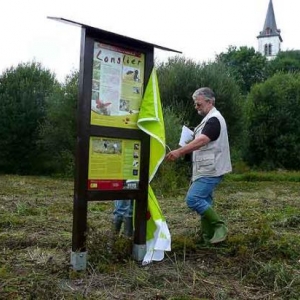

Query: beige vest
<box><xmin>192</xmin><ymin>107</ymin><xmax>232</xmax><ymax>181</ymax></box>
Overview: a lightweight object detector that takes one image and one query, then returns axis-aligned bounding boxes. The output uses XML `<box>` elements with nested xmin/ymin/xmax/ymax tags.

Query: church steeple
<box><xmin>257</xmin><ymin>0</ymin><xmax>282</xmax><ymax>60</ymax></box>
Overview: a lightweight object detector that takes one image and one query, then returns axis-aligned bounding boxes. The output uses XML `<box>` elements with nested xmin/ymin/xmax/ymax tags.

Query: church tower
<box><xmin>257</xmin><ymin>0</ymin><xmax>282</xmax><ymax>60</ymax></box>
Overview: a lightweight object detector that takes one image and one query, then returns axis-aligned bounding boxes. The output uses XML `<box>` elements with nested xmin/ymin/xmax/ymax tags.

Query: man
<box><xmin>165</xmin><ymin>87</ymin><xmax>232</xmax><ymax>244</ymax></box>
<box><xmin>113</xmin><ymin>200</ymin><xmax>133</xmax><ymax>237</ymax></box>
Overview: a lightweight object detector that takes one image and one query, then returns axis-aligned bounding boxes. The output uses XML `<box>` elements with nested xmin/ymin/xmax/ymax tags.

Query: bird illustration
<box><xmin>96</xmin><ymin>99</ymin><xmax>112</xmax><ymax>115</ymax></box>
<box><xmin>124</xmin><ymin>69</ymin><xmax>140</xmax><ymax>82</ymax></box>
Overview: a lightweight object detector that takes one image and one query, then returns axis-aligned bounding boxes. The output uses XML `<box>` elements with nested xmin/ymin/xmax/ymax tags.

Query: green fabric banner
<box><xmin>137</xmin><ymin>68</ymin><xmax>171</xmax><ymax>265</ymax></box>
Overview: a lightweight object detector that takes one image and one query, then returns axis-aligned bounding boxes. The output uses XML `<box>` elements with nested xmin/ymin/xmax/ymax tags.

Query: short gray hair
<box><xmin>192</xmin><ymin>87</ymin><xmax>215</xmax><ymax>105</ymax></box>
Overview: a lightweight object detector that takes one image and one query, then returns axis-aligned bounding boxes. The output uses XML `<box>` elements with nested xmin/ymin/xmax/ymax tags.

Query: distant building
<box><xmin>257</xmin><ymin>0</ymin><xmax>282</xmax><ymax>60</ymax></box>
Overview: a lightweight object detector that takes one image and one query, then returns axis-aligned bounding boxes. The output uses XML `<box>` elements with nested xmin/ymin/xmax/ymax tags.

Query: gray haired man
<box><xmin>166</xmin><ymin>87</ymin><xmax>232</xmax><ymax>244</ymax></box>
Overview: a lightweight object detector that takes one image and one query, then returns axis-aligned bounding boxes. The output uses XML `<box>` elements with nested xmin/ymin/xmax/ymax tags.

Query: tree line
<box><xmin>1</xmin><ymin>47</ymin><xmax>300</xmax><ymax>176</ymax></box>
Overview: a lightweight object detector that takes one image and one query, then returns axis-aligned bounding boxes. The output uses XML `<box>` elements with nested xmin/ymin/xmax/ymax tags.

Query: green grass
<box><xmin>1</xmin><ymin>174</ymin><xmax>300</xmax><ymax>299</ymax></box>
<box><xmin>226</xmin><ymin>170</ymin><xmax>300</xmax><ymax>182</ymax></box>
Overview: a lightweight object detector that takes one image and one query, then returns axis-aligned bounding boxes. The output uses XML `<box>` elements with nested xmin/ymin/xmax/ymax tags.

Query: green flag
<box><xmin>137</xmin><ymin>68</ymin><xmax>171</xmax><ymax>265</ymax></box>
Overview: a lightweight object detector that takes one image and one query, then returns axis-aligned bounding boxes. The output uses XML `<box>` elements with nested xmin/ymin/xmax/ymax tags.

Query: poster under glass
<box><xmin>90</xmin><ymin>42</ymin><xmax>145</xmax><ymax>129</ymax></box>
<box><xmin>88</xmin><ymin>136</ymin><xmax>141</xmax><ymax>190</ymax></box>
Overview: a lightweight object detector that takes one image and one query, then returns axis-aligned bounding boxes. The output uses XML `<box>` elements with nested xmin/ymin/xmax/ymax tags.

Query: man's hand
<box><xmin>165</xmin><ymin>149</ymin><xmax>181</xmax><ymax>161</ymax></box>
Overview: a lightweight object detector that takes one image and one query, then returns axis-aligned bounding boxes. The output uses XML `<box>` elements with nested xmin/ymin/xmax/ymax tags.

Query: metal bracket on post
<box><xmin>132</xmin><ymin>244</ymin><xmax>146</xmax><ymax>262</ymax></box>
<box><xmin>70</xmin><ymin>251</ymin><xmax>87</xmax><ymax>271</ymax></box>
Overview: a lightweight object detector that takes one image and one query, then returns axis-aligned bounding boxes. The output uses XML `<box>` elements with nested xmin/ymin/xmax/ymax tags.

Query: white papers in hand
<box><xmin>179</xmin><ymin>125</ymin><xmax>193</xmax><ymax>146</ymax></box>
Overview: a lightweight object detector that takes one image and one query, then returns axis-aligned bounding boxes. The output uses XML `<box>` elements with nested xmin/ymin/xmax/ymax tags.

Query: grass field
<box><xmin>1</xmin><ymin>174</ymin><xmax>300</xmax><ymax>299</ymax></box>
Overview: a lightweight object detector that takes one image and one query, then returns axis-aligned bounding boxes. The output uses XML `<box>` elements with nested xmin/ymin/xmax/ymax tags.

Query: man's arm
<box><xmin>165</xmin><ymin>117</ymin><xmax>220</xmax><ymax>162</ymax></box>
<box><xmin>165</xmin><ymin>134</ymin><xmax>210</xmax><ymax>161</ymax></box>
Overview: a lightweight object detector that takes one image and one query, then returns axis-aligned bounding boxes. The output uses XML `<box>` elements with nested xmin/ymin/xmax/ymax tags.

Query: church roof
<box><xmin>257</xmin><ymin>0</ymin><xmax>283</xmax><ymax>42</ymax></box>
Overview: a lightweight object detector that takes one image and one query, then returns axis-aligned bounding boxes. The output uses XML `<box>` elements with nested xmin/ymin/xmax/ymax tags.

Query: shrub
<box><xmin>244</xmin><ymin>72</ymin><xmax>300</xmax><ymax>170</ymax></box>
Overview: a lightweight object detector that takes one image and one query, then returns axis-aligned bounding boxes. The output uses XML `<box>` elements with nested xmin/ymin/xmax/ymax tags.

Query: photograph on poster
<box><xmin>132</xmin><ymin>87</ymin><xmax>140</xmax><ymax>94</ymax></box>
<box><xmin>92</xmin><ymin>138</ymin><xmax>122</xmax><ymax>154</ymax></box>
<box><xmin>123</xmin><ymin>67</ymin><xmax>140</xmax><ymax>82</ymax></box>
<box><xmin>93</xmin><ymin>60</ymin><xmax>101</xmax><ymax>69</ymax></box>
<box><xmin>119</xmin><ymin>99</ymin><xmax>130</xmax><ymax>112</ymax></box>
<box><xmin>91</xmin><ymin>91</ymin><xmax>100</xmax><ymax>101</ymax></box>
<box><xmin>92</xmin><ymin>80</ymin><xmax>100</xmax><ymax>90</ymax></box>
<box><xmin>93</xmin><ymin>69</ymin><xmax>100</xmax><ymax>81</ymax></box>
<box><xmin>91</xmin><ymin>99</ymin><xmax>112</xmax><ymax>116</ymax></box>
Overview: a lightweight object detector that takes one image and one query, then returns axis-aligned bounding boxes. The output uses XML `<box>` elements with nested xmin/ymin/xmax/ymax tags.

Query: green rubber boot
<box><xmin>200</xmin><ymin>216</ymin><xmax>214</xmax><ymax>244</ymax></box>
<box><xmin>203</xmin><ymin>207</ymin><xmax>228</xmax><ymax>244</ymax></box>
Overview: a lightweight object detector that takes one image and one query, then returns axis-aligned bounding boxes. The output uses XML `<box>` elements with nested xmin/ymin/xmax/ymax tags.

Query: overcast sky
<box><xmin>1</xmin><ymin>0</ymin><xmax>299</xmax><ymax>82</ymax></box>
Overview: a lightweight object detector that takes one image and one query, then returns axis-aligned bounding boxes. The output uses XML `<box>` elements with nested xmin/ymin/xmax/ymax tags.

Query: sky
<box><xmin>1</xmin><ymin>0</ymin><xmax>300</xmax><ymax>82</ymax></box>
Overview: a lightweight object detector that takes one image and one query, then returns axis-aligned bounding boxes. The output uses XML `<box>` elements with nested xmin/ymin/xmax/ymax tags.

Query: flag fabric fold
<box><xmin>138</xmin><ymin>68</ymin><xmax>166</xmax><ymax>182</ymax></box>
<box><xmin>137</xmin><ymin>68</ymin><xmax>171</xmax><ymax>265</ymax></box>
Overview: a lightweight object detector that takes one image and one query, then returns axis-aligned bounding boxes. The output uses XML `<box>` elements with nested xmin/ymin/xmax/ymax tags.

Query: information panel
<box><xmin>88</xmin><ymin>136</ymin><xmax>141</xmax><ymax>190</ymax></box>
<box><xmin>90</xmin><ymin>42</ymin><xmax>145</xmax><ymax>129</ymax></box>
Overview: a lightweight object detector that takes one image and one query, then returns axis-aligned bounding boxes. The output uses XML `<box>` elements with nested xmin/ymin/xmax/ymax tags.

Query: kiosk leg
<box><xmin>132</xmin><ymin>244</ymin><xmax>146</xmax><ymax>261</ymax></box>
<box><xmin>70</xmin><ymin>195</ymin><xmax>88</xmax><ymax>271</ymax></box>
<box><xmin>132</xmin><ymin>196</ymin><xmax>147</xmax><ymax>262</ymax></box>
<box><xmin>71</xmin><ymin>251</ymin><xmax>87</xmax><ymax>271</ymax></box>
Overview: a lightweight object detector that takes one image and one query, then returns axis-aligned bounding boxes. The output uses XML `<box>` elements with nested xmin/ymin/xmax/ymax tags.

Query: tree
<box><xmin>38</xmin><ymin>71</ymin><xmax>78</xmax><ymax>175</ymax></box>
<box><xmin>0</xmin><ymin>62</ymin><xmax>57</xmax><ymax>174</ymax></box>
<box><xmin>157</xmin><ymin>56</ymin><xmax>244</xmax><ymax>148</ymax></box>
<box><xmin>216</xmin><ymin>46</ymin><xmax>269</xmax><ymax>94</ymax></box>
<box><xmin>157</xmin><ymin>56</ymin><xmax>201</xmax><ymax>121</ymax></box>
<box><xmin>269</xmin><ymin>50</ymin><xmax>300</xmax><ymax>75</ymax></box>
<box><xmin>245</xmin><ymin>72</ymin><xmax>300</xmax><ymax>170</ymax></box>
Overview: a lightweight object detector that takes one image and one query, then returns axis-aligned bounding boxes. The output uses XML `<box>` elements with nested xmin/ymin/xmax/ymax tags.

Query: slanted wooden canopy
<box><xmin>48</xmin><ymin>17</ymin><xmax>182</xmax><ymax>54</ymax></box>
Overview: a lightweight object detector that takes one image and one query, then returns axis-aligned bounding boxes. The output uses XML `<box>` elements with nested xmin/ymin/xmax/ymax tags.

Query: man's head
<box><xmin>192</xmin><ymin>87</ymin><xmax>215</xmax><ymax>116</ymax></box>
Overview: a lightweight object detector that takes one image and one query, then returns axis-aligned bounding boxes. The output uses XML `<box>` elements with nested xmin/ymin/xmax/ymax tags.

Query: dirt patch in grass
<box><xmin>1</xmin><ymin>175</ymin><xmax>300</xmax><ymax>299</ymax></box>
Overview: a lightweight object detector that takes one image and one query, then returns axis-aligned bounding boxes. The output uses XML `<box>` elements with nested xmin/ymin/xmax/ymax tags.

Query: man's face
<box><xmin>194</xmin><ymin>95</ymin><xmax>212</xmax><ymax>116</ymax></box>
